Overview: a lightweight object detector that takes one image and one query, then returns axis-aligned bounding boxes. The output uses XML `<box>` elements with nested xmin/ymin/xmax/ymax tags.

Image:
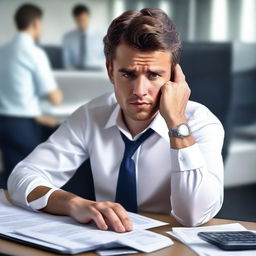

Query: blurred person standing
<box><xmin>0</xmin><ymin>4</ymin><xmax>63</xmax><ymax>189</ymax></box>
<box><xmin>62</xmin><ymin>4</ymin><xmax>104</xmax><ymax>70</ymax></box>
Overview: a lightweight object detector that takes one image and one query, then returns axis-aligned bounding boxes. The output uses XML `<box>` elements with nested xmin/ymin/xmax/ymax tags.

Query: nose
<box><xmin>132</xmin><ymin>76</ymin><xmax>148</xmax><ymax>98</ymax></box>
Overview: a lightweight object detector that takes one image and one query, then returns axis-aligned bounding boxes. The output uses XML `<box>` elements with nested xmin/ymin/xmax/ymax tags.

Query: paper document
<box><xmin>0</xmin><ymin>189</ymin><xmax>172</xmax><ymax>254</ymax></box>
<box><xmin>167</xmin><ymin>223</ymin><xmax>256</xmax><ymax>256</ymax></box>
<box><xmin>96</xmin><ymin>247</ymin><xmax>138</xmax><ymax>256</ymax></box>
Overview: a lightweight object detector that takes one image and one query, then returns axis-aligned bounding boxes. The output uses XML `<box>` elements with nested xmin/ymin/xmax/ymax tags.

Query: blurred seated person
<box><xmin>62</xmin><ymin>4</ymin><xmax>104</xmax><ymax>70</ymax></box>
<box><xmin>0</xmin><ymin>4</ymin><xmax>63</xmax><ymax>188</ymax></box>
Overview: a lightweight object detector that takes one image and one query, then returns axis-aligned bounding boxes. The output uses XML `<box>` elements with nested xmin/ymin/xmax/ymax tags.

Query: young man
<box><xmin>0</xmin><ymin>4</ymin><xmax>62</xmax><ymax>189</ymax></box>
<box><xmin>62</xmin><ymin>4</ymin><xmax>104</xmax><ymax>70</ymax></box>
<box><xmin>8</xmin><ymin>8</ymin><xmax>224</xmax><ymax>233</ymax></box>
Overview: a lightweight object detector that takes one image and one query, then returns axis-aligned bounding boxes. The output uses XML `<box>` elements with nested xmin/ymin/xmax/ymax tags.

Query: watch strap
<box><xmin>168</xmin><ymin>123</ymin><xmax>191</xmax><ymax>138</ymax></box>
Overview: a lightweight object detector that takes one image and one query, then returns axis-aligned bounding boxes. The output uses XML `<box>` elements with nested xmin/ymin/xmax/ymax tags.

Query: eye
<box><xmin>148</xmin><ymin>72</ymin><xmax>161</xmax><ymax>80</ymax></box>
<box><xmin>122</xmin><ymin>73</ymin><xmax>130</xmax><ymax>78</ymax></box>
<box><xmin>122</xmin><ymin>72</ymin><xmax>135</xmax><ymax>79</ymax></box>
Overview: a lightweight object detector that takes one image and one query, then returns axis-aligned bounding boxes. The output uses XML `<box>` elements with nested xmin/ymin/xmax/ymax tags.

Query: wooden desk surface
<box><xmin>1</xmin><ymin>191</ymin><xmax>256</xmax><ymax>256</ymax></box>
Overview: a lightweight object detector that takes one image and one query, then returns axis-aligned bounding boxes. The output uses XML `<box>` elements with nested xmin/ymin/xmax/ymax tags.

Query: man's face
<box><xmin>33</xmin><ymin>18</ymin><xmax>42</xmax><ymax>40</ymax></box>
<box><xmin>75</xmin><ymin>13</ymin><xmax>90</xmax><ymax>31</ymax></box>
<box><xmin>107</xmin><ymin>43</ymin><xmax>172</xmax><ymax>123</ymax></box>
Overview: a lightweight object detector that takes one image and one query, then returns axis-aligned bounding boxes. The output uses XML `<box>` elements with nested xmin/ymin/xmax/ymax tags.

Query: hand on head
<box><xmin>159</xmin><ymin>64</ymin><xmax>191</xmax><ymax>128</ymax></box>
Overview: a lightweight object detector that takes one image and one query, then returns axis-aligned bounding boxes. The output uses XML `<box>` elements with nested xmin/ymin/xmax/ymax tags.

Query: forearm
<box><xmin>170</xmin><ymin>136</ymin><xmax>195</xmax><ymax>149</ymax></box>
<box><xmin>27</xmin><ymin>186</ymin><xmax>132</xmax><ymax>232</ymax></box>
<box><xmin>27</xmin><ymin>186</ymin><xmax>87</xmax><ymax>216</ymax></box>
<box><xmin>168</xmin><ymin>119</ymin><xmax>224</xmax><ymax>226</ymax></box>
<box><xmin>169</xmin><ymin>140</ymin><xmax>224</xmax><ymax>226</ymax></box>
<box><xmin>47</xmin><ymin>88</ymin><xmax>63</xmax><ymax>105</ymax></box>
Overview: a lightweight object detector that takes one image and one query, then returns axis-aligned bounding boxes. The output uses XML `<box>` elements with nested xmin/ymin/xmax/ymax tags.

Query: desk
<box><xmin>1</xmin><ymin>193</ymin><xmax>256</xmax><ymax>256</ymax></box>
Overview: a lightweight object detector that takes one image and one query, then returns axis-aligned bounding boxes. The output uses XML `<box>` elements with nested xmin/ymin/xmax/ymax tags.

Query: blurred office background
<box><xmin>0</xmin><ymin>0</ymin><xmax>255</xmax><ymax>221</ymax></box>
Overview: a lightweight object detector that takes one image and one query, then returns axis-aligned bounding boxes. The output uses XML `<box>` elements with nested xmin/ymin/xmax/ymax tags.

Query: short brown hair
<box><xmin>72</xmin><ymin>4</ymin><xmax>90</xmax><ymax>17</ymax></box>
<box><xmin>15</xmin><ymin>4</ymin><xmax>43</xmax><ymax>31</ymax></box>
<box><xmin>103</xmin><ymin>8</ymin><xmax>181</xmax><ymax>72</ymax></box>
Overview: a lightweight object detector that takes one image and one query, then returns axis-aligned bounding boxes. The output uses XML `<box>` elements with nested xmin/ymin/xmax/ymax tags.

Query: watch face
<box><xmin>178</xmin><ymin>124</ymin><xmax>190</xmax><ymax>136</ymax></box>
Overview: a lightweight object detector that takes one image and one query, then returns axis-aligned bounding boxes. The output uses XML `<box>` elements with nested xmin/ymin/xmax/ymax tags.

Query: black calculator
<box><xmin>198</xmin><ymin>231</ymin><xmax>256</xmax><ymax>250</ymax></box>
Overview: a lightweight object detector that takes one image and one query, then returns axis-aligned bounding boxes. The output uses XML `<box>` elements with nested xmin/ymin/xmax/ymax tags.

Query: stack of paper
<box><xmin>167</xmin><ymin>223</ymin><xmax>256</xmax><ymax>256</ymax></box>
<box><xmin>0</xmin><ymin>190</ymin><xmax>173</xmax><ymax>254</ymax></box>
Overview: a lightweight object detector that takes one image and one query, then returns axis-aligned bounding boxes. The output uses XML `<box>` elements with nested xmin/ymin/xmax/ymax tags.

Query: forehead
<box><xmin>114</xmin><ymin>43</ymin><xmax>171</xmax><ymax>68</ymax></box>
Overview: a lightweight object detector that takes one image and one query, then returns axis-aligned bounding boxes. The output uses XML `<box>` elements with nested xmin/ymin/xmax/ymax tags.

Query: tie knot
<box><xmin>120</xmin><ymin>128</ymin><xmax>155</xmax><ymax>158</ymax></box>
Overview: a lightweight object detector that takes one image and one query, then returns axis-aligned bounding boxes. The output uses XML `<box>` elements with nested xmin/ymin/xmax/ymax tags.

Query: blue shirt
<box><xmin>0</xmin><ymin>33</ymin><xmax>57</xmax><ymax>117</ymax></box>
<box><xmin>62</xmin><ymin>29</ymin><xmax>104</xmax><ymax>69</ymax></box>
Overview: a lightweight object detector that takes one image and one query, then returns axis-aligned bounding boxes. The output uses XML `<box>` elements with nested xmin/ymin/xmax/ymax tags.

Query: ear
<box><xmin>106</xmin><ymin>61</ymin><xmax>114</xmax><ymax>84</ymax></box>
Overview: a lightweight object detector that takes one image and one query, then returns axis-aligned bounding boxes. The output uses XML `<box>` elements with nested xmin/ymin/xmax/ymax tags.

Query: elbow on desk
<box><xmin>171</xmin><ymin>198</ymin><xmax>224</xmax><ymax>227</ymax></box>
<box><xmin>7</xmin><ymin>167</ymin><xmax>32</xmax><ymax>209</ymax></box>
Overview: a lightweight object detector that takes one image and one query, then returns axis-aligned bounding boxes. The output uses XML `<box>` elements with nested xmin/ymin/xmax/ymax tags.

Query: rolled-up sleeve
<box><xmin>7</xmin><ymin>106</ymin><xmax>89</xmax><ymax>209</ymax></box>
<box><xmin>170</xmin><ymin>111</ymin><xmax>224</xmax><ymax>226</ymax></box>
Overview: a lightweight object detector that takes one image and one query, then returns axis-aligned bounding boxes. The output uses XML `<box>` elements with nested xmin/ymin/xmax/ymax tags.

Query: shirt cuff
<box><xmin>170</xmin><ymin>143</ymin><xmax>206</xmax><ymax>171</ymax></box>
<box><xmin>29</xmin><ymin>188</ymin><xmax>59</xmax><ymax>211</ymax></box>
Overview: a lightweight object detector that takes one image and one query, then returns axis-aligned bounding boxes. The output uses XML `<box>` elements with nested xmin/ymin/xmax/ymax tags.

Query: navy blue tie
<box><xmin>115</xmin><ymin>128</ymin><xmax>155</xmax><ymax>212</ymax></box>
<box><xmin>79</xmin><ymin>33</ymin><xmax>86</xmax><ymax>69</ymax></box>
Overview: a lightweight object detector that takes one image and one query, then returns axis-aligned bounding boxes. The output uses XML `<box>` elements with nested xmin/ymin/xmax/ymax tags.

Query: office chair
<box><xmin>180</xmin><ymin>42</ymin><xmax>232</xmax><ymax>162</ymax></box>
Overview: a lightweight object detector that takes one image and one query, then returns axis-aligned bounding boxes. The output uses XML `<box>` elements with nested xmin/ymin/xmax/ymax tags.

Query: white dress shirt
<box><xmin>8</xmin><ymin>92</ymin><xmax>224</xmax><ymax>226</ymax></box>
<box><xmin>0</xmin><ymin>33</ymin><xmax>57</xmax><ymax>117</ymax></box>
<box><xmin>62</xmin><ymin>29</ymin><xmax>104</xmax><ymax>69</ymax></box>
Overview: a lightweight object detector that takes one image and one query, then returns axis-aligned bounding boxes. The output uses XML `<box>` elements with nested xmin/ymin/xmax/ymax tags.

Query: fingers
<box><xmin>173</xmin><ymin>64</ymin><xmax>186</xmax><ymax>83</ymax></box>
<box><xmin>91</xmin><ymin>202</ymin><xmax>132</xmax><ymax>233</ymax></box>
<box><xmin>159</xmin><ymin>64</ymin><xmax>190</xmax><ymax>124</ymax></box>
<box><xmin>70</xmin><ymin>198</ymin><xmax>132</xmax><ymax>233</ymax></box>
<box><xmin>161</xmin><ymin>64</ymin><xmax>185</xmax><ymax>89</ymax></box>
<box><xmin>112</xmin><ymin>203</ymin><xmax>133</xmax><ymax>231</ymax></box>
<box><xmin>88</xmin><ymin>207</ymin><xmax>108</xmax><ymax>231</ymax></box>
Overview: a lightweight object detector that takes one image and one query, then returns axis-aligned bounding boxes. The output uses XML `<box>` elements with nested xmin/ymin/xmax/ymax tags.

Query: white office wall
<box><xmin>0</xmin><ymin>0</ymin><xmax>111</xmax><ymax>46</ymax></box>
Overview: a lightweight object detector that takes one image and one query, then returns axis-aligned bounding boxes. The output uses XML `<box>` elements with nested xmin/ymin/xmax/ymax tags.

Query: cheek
<box><xmin>113</xmin><ymin>74</ymin><xmax>130</xmax><ymax>89</ymax></box>
<box><xmin>149</xmin><ymin>77</ymin><xmax>167</xmax><ymax>97</ymax></box>
<box><xmin>113</xmin><ymin>76</ymin><xmax>131</xmax><ymax>100</ymax></box>
<box><xmin>148</xmin><ymin>85</ymin><xmax>162</xmax><ymax>100</ymax></box>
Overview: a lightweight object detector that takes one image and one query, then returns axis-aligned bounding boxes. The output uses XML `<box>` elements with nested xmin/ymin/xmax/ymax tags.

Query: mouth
<box><xmin>129</xmin><ymin>102</ymin><xmax>151</xmax><ymax>109</ymax></box>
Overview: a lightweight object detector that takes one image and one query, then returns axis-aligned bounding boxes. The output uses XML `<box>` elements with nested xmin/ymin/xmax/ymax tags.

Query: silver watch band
<box><xmin>168</xmin><ymin>123</ymin><xmax>191</xmax><ymax>138</ymax></box>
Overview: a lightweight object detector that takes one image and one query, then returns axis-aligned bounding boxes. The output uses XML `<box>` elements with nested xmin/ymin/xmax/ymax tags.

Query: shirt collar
<box><xmin>17</xmin><ymin>32</ymin><xmax>35</xmax><ymax>45</ymax></box>
<box><xmin>104</xmin><ymin>103</ymin><xmax>169</xmax><ymax>141</ymax></box>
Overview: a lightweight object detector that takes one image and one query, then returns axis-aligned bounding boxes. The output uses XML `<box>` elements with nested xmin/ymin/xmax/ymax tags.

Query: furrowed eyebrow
<box><xmin>147</xmin><ymin>69</ymin><xmax>166</xmax><ymax>74</ymax></box>
<box><xmin>118</xmin><ymin>68</ymin><xmax>166</xmax><ymax>73</ymax></box>
<box><xmin>118</xmin><ymin>68</ymin><xmax>136</xmax><ymax>74</ymax></box>
<box><xmin>118</xmin><ymin>68</ymin><xmax>167</xmax><ymax>76</ymax></box>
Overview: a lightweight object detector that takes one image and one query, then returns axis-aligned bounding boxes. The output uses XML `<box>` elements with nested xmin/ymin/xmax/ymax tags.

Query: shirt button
<box><xmin>179</xmin><ymin>156</ymin><xmax>185</xmax><ymax>161</ymax></box>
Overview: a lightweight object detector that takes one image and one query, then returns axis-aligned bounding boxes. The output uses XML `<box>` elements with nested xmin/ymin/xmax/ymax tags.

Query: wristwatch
<box><xmin>169</xmin><ymin>123</ymin><xmax>191</xmax><ymax>138</ymax></box>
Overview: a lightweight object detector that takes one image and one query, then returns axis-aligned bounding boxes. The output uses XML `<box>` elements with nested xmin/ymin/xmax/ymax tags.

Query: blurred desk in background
<box><xmin>41</xmin><ymin>71</ymin><xmax>113</xmax><ymax>121</ymax></box>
